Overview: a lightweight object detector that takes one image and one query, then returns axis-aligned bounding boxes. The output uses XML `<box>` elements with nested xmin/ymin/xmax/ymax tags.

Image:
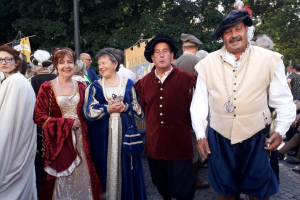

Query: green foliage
<box><xmin>245</xmin><ymin>0</ymin><xmax>300</xmax><ymax>66</ymax></box>
<box><xmin>1</xmin><ymin>0</ymin><xmax>298</xmax><ymax>70</ymax></box>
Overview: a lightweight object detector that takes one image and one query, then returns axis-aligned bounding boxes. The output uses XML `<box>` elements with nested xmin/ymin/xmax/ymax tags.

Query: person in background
<box><xmin>33</xmin><ymin>47</ymin><xmax>102</xmax><ymax>200</ymax></box>
<box><xmin>172</xmin><ymin>50</ymin><xmax>181</xmax><ymax>63</ymax></box>
<box><xmin>30</xmin><ymin>50</ymin><xmax>57</xmax><ymax>95</ymax></box>
<box><xmin>80</xmin><ymin>53</ymin><xmax>98</xmax><ymax>83</ymax></box>
<box><xmin>174</xmin><ymin>33</ymin><xmax>210</xmax><ymax>189</ymax></box>
<box><xmin>254</xmin><ymin>34</ymin><xmax>274</xmax><ymax>50</ymax></box>
<box><xmin>0</xmin><ymin>45</ymin><xmax>37</xmax><ymax>199</ymax></box>
<box><xmin>287</xmin><ymin>64</ymin><xmax>300</xmax><ymax>100</ymax></box>
<box><xmin>174</xmin><ymin>33</ymin><xmax>202</xmax><ymax>76</ymax></box>
<box><xmin>196</xmin><ymin>50</ymin><xmax>209</xmax><ymax>60</ymax></box>
<box><xmin>286</xmin><ymin>65</ymin><xmax>292</xmax><ymax>78</ymax></box>
<box><xmin>72</xmin><ymin>59</ymin><xmax>89</xmax><ymax>86</ymax></box>
<box><xmin>116</xmin><ymin>49</ymin><xmax>135</xmax><ymax>81</ymax></box>
<box><xmin>25</xmin><ymin>64</ymin><xmax>35</xmax><ymax>78</ymax></box>
<box><xmin>29</xmin><ymin>49</ymin><xmax>57</xmax><ymax>194</ymax></box>
<box><xmin>21</xmin><ymin>60</ymin><xmax>28</xmax><ymax>75</ymax></box>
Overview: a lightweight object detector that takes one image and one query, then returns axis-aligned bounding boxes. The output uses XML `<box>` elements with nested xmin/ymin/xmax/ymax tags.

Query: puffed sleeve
<box><xmin>123</xmin><ymin>85</ymin><xmax>144</xmax><ymax>120</ymax></box>
<box><xmin>83</xmin><ymin>83</ymin><xmax>110</xmax><ymax>121</ymax></box>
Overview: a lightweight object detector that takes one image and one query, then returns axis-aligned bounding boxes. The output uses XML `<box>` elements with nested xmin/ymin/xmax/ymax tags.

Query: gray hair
<box><xmin>95</xmin><ymin>48</ymin><xmax>121</xmax><ymax>71</ymax></box>
<box><xmin>74</xmin><ymin>60</ymin><xmax>86</xmax><ymax>75</ymax></box>
<box><xmin>196</xmin><ymin>50</ymin><xmax>209</xmax><ymax>60</ymax></box>
<box><xmin>256</xmin><ymin>34</ymin><xmax>274</xmax><ymax>50</ymax></box>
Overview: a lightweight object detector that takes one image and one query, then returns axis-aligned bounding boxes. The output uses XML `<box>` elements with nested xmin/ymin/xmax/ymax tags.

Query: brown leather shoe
<box><xmin>195</xmin><ymin>176</ymin><xmax>210</xmax><ymax>189</ymax></box>
<box><xmin>193</xmin><ymin>162</ymin><xmax>210</xmax><ymax>189</ymax></box>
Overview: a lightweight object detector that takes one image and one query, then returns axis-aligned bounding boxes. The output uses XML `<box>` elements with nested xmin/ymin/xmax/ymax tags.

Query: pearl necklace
<box><xmin>56</xmin><ymin>77</ymin><xmax>74</xmax><ymax>95</ymax></box>
<box><xmin>102</xmin><ymin>74</ymin><xmax>122</xmax><ymax>103</ymax></box>
<box><xmin>104</xmin><ymin>74</ymin><xmax>120</xmax><ymax>87</ymax></box>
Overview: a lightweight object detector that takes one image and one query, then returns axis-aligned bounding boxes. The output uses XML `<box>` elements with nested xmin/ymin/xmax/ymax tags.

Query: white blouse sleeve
<box><xmin>190</xmin><ymin>74</ymin><xmax>209</xmax><ymax>140</ymax></box>
<box><xmin>269</xmin><ymin>59</ymin><xmax>296</xmax><ymax>136</ymax></box>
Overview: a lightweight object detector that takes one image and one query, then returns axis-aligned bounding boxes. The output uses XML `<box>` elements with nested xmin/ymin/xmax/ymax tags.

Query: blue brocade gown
<box><xmin>83</xmin><ymin>77</ymin><xmax>147</xmax><ymax>200</ymax></box>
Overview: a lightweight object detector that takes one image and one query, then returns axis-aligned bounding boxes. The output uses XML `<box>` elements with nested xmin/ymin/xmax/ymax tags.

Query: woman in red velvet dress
<box><xmin>33</xmin><ymin>47</ymin><xmax>102</xmax><ymax>200</ymax></box>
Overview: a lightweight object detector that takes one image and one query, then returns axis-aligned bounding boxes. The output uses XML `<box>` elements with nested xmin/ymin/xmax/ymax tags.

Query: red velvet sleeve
<box><xmin>189</xmin><ymin>75</ymin><xmax>196</xmax><ymax>104</ymax></box>
<box><xmin>33</xmin><ymin>82</ymin><xmax>76</xmax><ymax>167</ymax></box>
<box><xmin>134</xmin><ymin>79</ymin><xmax>147</xmax><ymax>111</ymax></box>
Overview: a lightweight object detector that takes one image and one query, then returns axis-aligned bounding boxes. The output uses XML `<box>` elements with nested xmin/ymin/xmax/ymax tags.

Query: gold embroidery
<box><xmin>42</xmin><ymin>117</ymin><xmax>51</xmax><ymax>129</ymax></box>
<box><xmin>118</xmin><ymin>118</ymin><xmax>122</xmax><ymax>200</ymax></box>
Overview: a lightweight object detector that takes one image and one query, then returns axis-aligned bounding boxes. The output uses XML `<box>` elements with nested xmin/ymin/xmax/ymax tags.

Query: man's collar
<box><xmin>183</xmin><ymin>52</ymin><xmax>194</xmax><ymax>55</ymax></box>
<box><xmin>219</xmin><ymin>41</ymin><xmax>251</xmax><ymax>62</ymax></box>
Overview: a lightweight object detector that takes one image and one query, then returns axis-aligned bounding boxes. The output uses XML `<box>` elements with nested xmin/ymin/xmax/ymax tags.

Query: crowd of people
<box><xmin>0</xmin><ymin>8</ymin><xmax>299</xmax><ymax>200</ymax></box>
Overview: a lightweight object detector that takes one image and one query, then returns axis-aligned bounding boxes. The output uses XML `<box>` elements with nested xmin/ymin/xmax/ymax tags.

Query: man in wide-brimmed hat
<box><xmin>135</xmin><ymin>33</ymin><xmax>197</xmax><ymax>200</ymax></box>
<box><xmin>191</xmin><ymin>9</ymin><xmax>295</xmax><ymax>200</ymax></box>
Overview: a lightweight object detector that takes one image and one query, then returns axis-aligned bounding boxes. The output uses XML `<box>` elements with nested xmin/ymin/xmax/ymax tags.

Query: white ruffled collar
<box><xmin>225</xmin><ymin>42</ymin><xmax>251</xmax><ymax>69</ymax></box>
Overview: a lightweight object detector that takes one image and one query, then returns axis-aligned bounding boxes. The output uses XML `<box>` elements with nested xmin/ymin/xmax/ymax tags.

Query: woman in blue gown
<box><xmin>83</xmin><ymin>48</ymin><xmax>147</xmax><ymax>200</ymax></box>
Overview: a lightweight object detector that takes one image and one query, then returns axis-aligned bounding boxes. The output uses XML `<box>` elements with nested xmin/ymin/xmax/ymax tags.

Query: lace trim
<box><xmin>225</xmin><ymin>42</ymin><xmax>250</xmax><ymax>70</ymax></box>
<box><xmin>44</xmin><ymin>130</ymin><xmax>81</xmax><ymax>178</ymax></box>
<box><xmin>196</xmin><ymin>135</ymin><xmax>207</xmax><ymax>140</ymax></box>
<box><xmin>44</xmin><ymin>154</ymin><xmax>81</xmax><ymax>177</ymax></box>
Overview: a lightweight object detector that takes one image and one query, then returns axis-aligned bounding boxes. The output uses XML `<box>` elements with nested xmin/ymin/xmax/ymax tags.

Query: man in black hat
<box><xmin>174</xmin><ymin>33</ymin><xmax>210</xmax><ymax>190</ymax></box>
<box><xmin>190</xmin><ymin>9</ymin><xmax>295</xmax><ymax>200</ymax></box>
<box><xmin>135</xmin><ymin>33</ymin><xmax>196</xmax><ymax>200</ymax></box>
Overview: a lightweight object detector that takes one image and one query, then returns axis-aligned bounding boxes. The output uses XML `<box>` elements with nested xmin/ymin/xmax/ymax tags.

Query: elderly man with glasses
<box><xmin>80</xmin><ymin>53</ymin><xmax>98</xmax><ymax>83</ymax></box>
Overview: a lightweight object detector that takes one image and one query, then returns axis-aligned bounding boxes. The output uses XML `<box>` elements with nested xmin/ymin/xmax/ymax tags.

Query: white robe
<box><xmin>0</xmin><ymin>72</ymin><xmax>37</xmax><ymax>200</ymax></box>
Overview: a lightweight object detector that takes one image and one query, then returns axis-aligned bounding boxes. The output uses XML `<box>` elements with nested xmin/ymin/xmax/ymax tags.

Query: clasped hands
<box><xmin>196</xmin><ymin>132</ymin><xmax>282</xmax><ymax>158</ymax></box>
<box><xmin>108</xmin><ymin>100</ymin><xmax>126</xmax><ymax>113</ymax></box>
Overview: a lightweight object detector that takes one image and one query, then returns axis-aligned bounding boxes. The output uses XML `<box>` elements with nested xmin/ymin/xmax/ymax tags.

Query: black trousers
<box><xmin>147</xmin><ymin>157</ymin><xmax>196</xmax><ymax>200</ymax></box>
<box><xmin>263</xmin><ymin>124</ymin><xmax>280</xmax><ymax>184</ymax></box>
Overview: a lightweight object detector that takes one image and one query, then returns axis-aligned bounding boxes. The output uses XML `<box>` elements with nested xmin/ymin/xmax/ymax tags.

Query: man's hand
<box><xmin>264</xmin><ymin>132</ymin><xmax>282</xmax><ymax>151</ymax></box>
<box><xmin>196</xmin><ymin>138</ymin><xmax>211</xmax><ymax>159</ymax></box>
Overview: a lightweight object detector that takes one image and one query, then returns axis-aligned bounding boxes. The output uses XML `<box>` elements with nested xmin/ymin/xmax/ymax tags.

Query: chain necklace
<box><xmin>222</xmin><ymin>48</ymin><xmax>251</xmax><ymax>113</ymax></box>
<box><xmin>56</xmin><ymin>77</ymin><xmax>75</xmax><ymax>95</ymax></box>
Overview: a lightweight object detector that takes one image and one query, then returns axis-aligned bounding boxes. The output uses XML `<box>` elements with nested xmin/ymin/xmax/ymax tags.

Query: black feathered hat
<box><xmin>144</xmin><ymin>33</ymin><xmax>178</xmax><ymax>63</ymax></box>
<box><xmin>211</xmin><ymin>9</ymin><xmax>253</xmax><ymax>40</ymax></box>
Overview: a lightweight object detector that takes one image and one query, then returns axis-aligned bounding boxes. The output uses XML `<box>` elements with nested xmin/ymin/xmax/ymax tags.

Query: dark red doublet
<box><xmin>135</xmin><ymin>65</ymin><xmax>196</xmax><ymax>160</ymax></box>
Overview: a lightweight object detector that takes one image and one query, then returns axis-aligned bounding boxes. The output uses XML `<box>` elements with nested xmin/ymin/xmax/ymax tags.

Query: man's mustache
<box><xmin>229</xmin><ymin>37</ymin><xmax>242</xmax><ymax>43</ymax></box>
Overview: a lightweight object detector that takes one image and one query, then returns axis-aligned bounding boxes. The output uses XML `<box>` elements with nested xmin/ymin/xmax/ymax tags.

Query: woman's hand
<box><xmin>71</xmin><ymin>120</ymin><xmax>81</xmax><ymax>130</ymax></box>
<box><xmin>108</xmin><ymin>100</ymin><xmax>126</xmax><ymax>113</ymax></box>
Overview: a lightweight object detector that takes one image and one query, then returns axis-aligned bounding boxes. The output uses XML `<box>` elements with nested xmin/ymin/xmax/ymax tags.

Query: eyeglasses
<box><xmin>0</xmin><ymin>58</ymin><xmax>14</xmax><ymax>63</ymax></box>
<box><xmin>84</xmin><ymin>59</ymin><xmax>92</xmax><ymax>62</ymax></box>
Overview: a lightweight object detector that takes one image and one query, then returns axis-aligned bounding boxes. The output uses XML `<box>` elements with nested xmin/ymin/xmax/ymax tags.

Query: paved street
<box><xmin>143</xmin><ymin>155</ymin><xmax>300</xmax><ymax>200</ymax></box>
